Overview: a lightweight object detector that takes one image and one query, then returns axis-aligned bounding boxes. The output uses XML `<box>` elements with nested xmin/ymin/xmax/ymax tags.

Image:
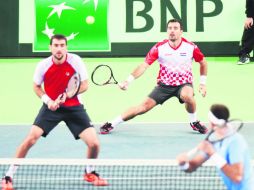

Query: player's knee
<box><xmin>24</xmin><ymin>135</ymin><xmax>39</xmax><ymax>147</ymax></box>
<box><xmin>139</xmin><ymin>103</ymin><xmax>152</xmax><ymax>113</ymax></box>
<box><xmin>87</xmin><ymin>140</ymin><xmax>100</xmax><ymax>151</ymax></box>
<box><xmin>181</xmin><ymin>94</ymin><xmax>194</xmax><ymax>103</ymax></box>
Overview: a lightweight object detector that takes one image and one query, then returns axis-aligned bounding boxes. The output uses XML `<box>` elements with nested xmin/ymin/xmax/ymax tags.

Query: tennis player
<box><xmin>1</xmin><ymin>34</ymin><xmax>108</xmax><ymax>189</ymax></box>
<box><xmin>177</xmin><ymin>104</ymin><xmax>254</xmax><ymax>190</ymax></box>
<box><xmin>100</xmin><ymin>18</ymin><xmax>208</xmax><ymax>135</ymax></box>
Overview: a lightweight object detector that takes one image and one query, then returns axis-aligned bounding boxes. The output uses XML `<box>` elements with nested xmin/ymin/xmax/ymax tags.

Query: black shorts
<box><xmin>148</xmin><ymin>82</ymin><xmax>193</xmax><ymax>104</ymax></box>
<box><xmin>33</xmin><ymin>104</ymin><xmax>93</xmax><ymax>139</ymax></box>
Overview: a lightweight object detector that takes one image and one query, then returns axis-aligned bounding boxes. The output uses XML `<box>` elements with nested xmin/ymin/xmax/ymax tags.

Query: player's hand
<box><xmin>47</xmin><ymin>94</ymin><xmax>66</xmax><ymax>111</ymax></box>
<box><xmin>56</xmin><ymin>93</ymin><xmax>66</xmax><ymax>105</ymax></box>
<box><xmin>47</xmin><ymin>100</ymin><xmax>60</xmax><ymax>111</ymax></box>
<box><xmin>176</xmin><ymin>153</ymin><xmax>188</xmax><ymax>166</ymax></box>
<box><xmin>118</xmin><ymin>81</ymin><xmax>129</xmax><ymax>90</ymax></box>
<box><xmin>244</xmin><ymin>17</ymin><xmax>253</xmax><ymax>29</ymax></box>
<box><xmin>199</xmin><ymin>84</ymin><xmax>207</xmax><ymax>97</ymax></box>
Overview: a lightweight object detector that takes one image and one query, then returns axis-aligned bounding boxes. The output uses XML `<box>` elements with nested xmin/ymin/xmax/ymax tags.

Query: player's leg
<box><xmin>65</xmin><ymin>105</ymin><xmax>108</xmax><ymax>186</ymax></box>
<box><xmin>2</xmin><ymin>125</ymin><xmax>44</xmax><ymax>188</ymax></box>
<box><xmin>100</xmin><ymin>84</ymin><xmax>175</xmax><ymax>134</ymax></box>
<box><xmin>122</xmin><ymin>97</ymin><xmax>157</xmax><ymax>121</ymax></box>
<box><xmin>17</xmin><ymin>104</ymin><xmax>62</xmax><ymax>158</ymax></box>
<box><xmin>79</xmin><ymin>127</ymin><xmax>100</xmax><ymax>159</ymax></box>
<box><xmin>2</xmin><ymin>105</ymin><xmax>60</xmax><ymax>189</ymax></box>
<box><xmin>238</xmin><ymin>26</ymin><xmax>254</xmax><ymax>64</ymax></box>
<box><xmin>178</xmin><ymin>84</ymin><xmax>207</xmax><ymax>134</ymax></box>
<box><xmin>100</xmin><ymin>97</ymin><xmax>156</xmax><ymax>134</ymax></box>
<box><xmin>80</xmin><ymin>129</ymin><xmax>107</xmax><ymax>186</ymax></box>
<box><xmin>15</xmin><ymin>125</ymin><xmax>44</xmax><ymax>158</ymax></box>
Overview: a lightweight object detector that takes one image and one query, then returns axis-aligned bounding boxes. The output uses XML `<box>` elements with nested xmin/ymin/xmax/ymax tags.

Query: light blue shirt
<box><xmin>213</xmin><ymin>133</ymin><xmax>254</xmax><ymax>190</ymax></box>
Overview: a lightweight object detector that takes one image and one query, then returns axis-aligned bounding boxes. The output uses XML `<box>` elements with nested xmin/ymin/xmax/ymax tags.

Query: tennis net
<box><xmin>0</xmin><ymin>158</ymin><xmax>236</xmax><ymax>190</ymax></box>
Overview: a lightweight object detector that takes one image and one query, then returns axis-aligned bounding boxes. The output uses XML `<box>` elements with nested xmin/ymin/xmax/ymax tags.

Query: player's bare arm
<box><xmin>33</xmin><ymin>83</ymin><xmax>45</xmax><ymax>98</ymax></box>
<box><xmin>119</xmin><ymin>62</ymin><xmax>150</xmax><ymax>90</ymax></box>
<box><xmin>131</xmin><ymin>62</ymin><xmax>150</xmax><ymax>79</ymax></box>
<box><xmin>198</xmin><ymin>58</ymin><xmax>208</xmax><ymax>97</ymax></box>
<box><xmin>197</xmin><ymin>140</ymin><xmax>244</xmax><ymax>183</ymax></box>
<box><xmin>244</xmin><ymin>17</ymin><xmax>253</xmax><ymax>29</ymax></box>
<box><xmin>177</xmin><ymin>150</ymin><xmax>207</xmax><ymax>173</ymax></box>
<box><xmin>220</xmin><ymin>163</ymin><xmax>244</xmax><ymax>183</ymax></box>
<box><xmin>78</xmin><ymin>80</ymin><xmax>89</xmax><ymax>94</ymax></box>
<box><xmin>33</xmin><ymin>83</ymin><xmax>60</xmax><ymax>111</ymax></box>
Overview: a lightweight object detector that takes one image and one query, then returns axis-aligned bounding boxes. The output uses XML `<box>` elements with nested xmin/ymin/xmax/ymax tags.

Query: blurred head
<box><xmin>166</xmin><ymin>19</ymin><xmax>183</xmax><ymax>42</ymax></box>
<box><xmin>208</xmin><ymin>104</ymin><xmax>230</xmax><ymax>130</ymax></box>
<box><xmin>50</xmin><ymin>34</ymin><xmax>68</xmax><ymax>62</ymax></box>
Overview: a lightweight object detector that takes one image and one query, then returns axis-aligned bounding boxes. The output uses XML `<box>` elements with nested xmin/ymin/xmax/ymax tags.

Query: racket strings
<box><xmin>94</xmin><ymin>68</ymin><xmax>112</xmax><ymax>84</ymax></box>
<box><xmin>65</xmin><ymin>73</ymin><xmax>81</xmax><ymax>98</ymax></box>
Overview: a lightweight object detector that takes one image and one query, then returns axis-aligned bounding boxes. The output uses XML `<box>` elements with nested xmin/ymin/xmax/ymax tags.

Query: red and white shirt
<box><xmin>145</xmin><ymin>38</ymin><xmax>204</xmax><ymax>86</ymax></box>
<box><xmin>33</xmin><ymin>53</ymin><xmax>88</xmax><ymax>107</ymax></box>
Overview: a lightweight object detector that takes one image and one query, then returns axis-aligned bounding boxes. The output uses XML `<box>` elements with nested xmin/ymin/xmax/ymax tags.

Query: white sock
<box><xmin>6</xmin><ymin>164</ymin><xmax>19</xmax><ymax>178</ymax></box>
<box><xmin>189</xmin><ymin>112</ymin><xmax>197</xmax><ymax>123</ymax></box>
<box><xmin>111</xmin><ymin>116</ymin><xmax>124</xmax><ymax>127</ymax></box>
<box><xmin>86</xmin><ymin>165</ymin><xmax>95</xmax><ymax>173</ymax></box>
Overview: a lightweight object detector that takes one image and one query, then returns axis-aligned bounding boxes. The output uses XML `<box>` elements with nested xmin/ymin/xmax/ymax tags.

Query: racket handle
<box><xmin>59</xmin><ymin>93</ymin><xmax>64</xmax><ymax>99</ymax></box>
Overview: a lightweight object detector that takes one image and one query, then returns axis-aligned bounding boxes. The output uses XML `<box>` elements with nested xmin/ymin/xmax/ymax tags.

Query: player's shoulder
<box><xmin>154</xmin><ymin>39</ymin><xmax>169</xmax><ymax>47</ymax></box>
<box><xmin>226</xmin><ymin>133</ymin><xmax>247</xmax><ymax>148</ymax></box>
<box><xmin>181</xmin><ymin>37</ymin><xmax>197</xmax><ymax>47</ymax></box>
<box><xmin>67</xmin><ymin>53</ymin><xmax>83</xmax><ymax>62</ymax></box>
<box><xmin>37</xmin><ymin>56</ymin><xmax>53</xmax><ymax>66</ymax></box>
<box><xmin>67</xmin><ymin>53</ymin><xmax>84</xmax><ymax>66</ymax></box>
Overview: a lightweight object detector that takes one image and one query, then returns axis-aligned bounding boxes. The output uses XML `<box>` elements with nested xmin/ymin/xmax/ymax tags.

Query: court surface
<box><xmin>0</xmin><ymin>57</ymin><xmax>254</xmax><ymax>189</ymax></box>
<box><xmin>0</xmin><ymin>57</ymin><xmax>254</xmax><ymax>124</ymax></box>
<box><xmin>1</xmin><ymin>123</ymin><xmax>254</xmax><ymax>190</ymax></box>
<box><xmin>1</xmin><ymin>123</ymin><xmax>254</xmax><ymax>159</ymax></box>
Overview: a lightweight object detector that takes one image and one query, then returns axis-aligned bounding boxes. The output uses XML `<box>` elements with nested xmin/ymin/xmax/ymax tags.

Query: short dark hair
<box><xmin>210</xmin><ymin>104</ymin><xmax>230</xmax><ymax>121</ymax></box>
<box><xmin>50</xmin><ymin>34</ymin><xmax>67</xmax><ymax>45</ymax></box>
<box><xmin>167</xmin><ymin>18</ymin><xmax>183</xmax><ymax>30</ymax></box>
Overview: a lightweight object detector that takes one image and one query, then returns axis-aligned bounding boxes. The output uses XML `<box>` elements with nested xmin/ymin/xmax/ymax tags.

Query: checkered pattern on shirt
<box><xmin>145</xmin><ymin>38</ymin><xmax>204</xmax><ymax>86</ymax></box>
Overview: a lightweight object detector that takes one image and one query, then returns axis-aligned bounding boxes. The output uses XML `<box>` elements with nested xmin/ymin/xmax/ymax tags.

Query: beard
<box><xmin>169</xmin><ymin>33</ymin><xmax>177</xmax><ymax>42</ymax></box>
<box><xmin>54</xmin><ymin>53</ymin><xmax>64</xmax><ymax>61</ymax></box>
<box><xmin>169</xmin><ymin>38</ymin><xmax>176</xmax><ymax>42</ymax></box>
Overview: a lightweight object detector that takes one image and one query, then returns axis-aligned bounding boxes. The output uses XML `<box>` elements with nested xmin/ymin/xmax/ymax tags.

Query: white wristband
<box><xmin>126</xmin><ymin>75</ymin><xmax>135</xmax><ymax>84</ymax></box>
<box><xmin>200</xmin><ymin>75</ymin><xmax>207</xmax><ymax>85</ymax></box>
<box><xmin>41</xmin><ymin>94</ymin><xmax>51</xmax><ymax>105</ymax></box>
<box><xmin>209</xmin><ymin>153</ymin><xmax>227</xmax><ymax>169</ymax></box>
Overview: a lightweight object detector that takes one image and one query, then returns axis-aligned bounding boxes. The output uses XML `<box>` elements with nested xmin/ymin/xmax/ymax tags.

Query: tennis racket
<box><xmin>180</xmin><ymin>119</ymin><xmax>243</xmax><ymax>169</ymax></box>
<box><xmin>205</xmin><ymin>119</ymin><xmax>243</xmax><ymax>143</ymax></box>
<box><xmin>91</xmin><ymin>64</ymin><xmax>118</xmax><ymax>86</ymax></box>
<box><xmin>55</xmin><ymin>73</ymin><xmax>81</xmax><ymax>106</ymax></box>
<box><xmin>64</xmin><ymin>72</ymin><xmax>81</xmax><ymax>98</ymax></box>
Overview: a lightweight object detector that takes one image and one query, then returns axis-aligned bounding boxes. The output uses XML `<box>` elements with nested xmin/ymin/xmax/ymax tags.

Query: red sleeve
<box><xmin>145</xmin><ymin>43</ymin><xmax>159</xmax><ymax>65</ymax></box>
<box><xmin>193</xmin><ymin>45</ymin><xmax>204</xmax><ymax>62</ymax></box>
